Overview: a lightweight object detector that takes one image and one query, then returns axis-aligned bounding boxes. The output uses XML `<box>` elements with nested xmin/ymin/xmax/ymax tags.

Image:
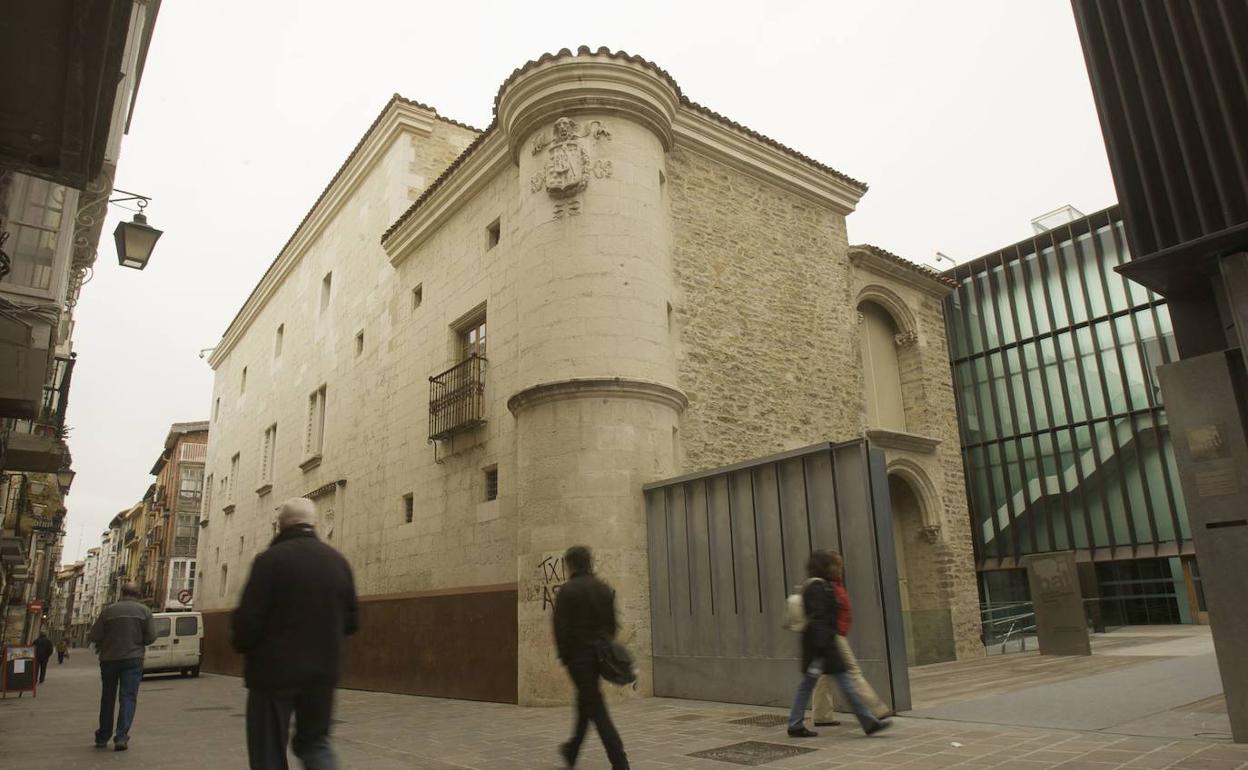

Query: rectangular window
<box><xmin>306</xmin><ymin>385</ymin><xmax>327</xmax><ymax>457</ymax></box>
<box><xmin>229</xmin><ymin>453</ymin><xmax>240</xmax><ymax>502</ymax></box>
<box><xmin>412</xmin><ymin>284</ymin><xmax>423</xmax><ymax>310</ymax></box>
<box><xmin>275</xmin><ymin>324</ymin><xmax>284</xmax><ymax>359</ymax></box>
<box><xmin>204</xmin><ymin>474</ymin><xmax>213</xmax><ymax>515</ymax></box>
<box><xmin>403</xmin><ymin>493</ymin><xmax>414</xmax><ymax>524</ymax></box>
<box><xmin>175</xmin><ymin>615</ymin><xmax>198</xmax><ymax>636</ymax></box>
<box><xmin>320</xmin><ymin>272</ymin><xmax>333</xmax><ymax>313</ymax></box>
<box><xmin>219</xmin><ymin>565</ymin><xmax>228</xmax><ymax>597</ymax></box>
<box><xmin>261</xmin><ymin>424</ymin><xmax>277</xmax><ymax>485</ymax></box>
<box><xmin>486</xmin><ymin>218</ymin><xmax>500</xmax><ymax>249</ymax></box>
<box><xmin>241</xmin><ymin>367</ymin><xmax>247</xmax><ymax>395</ymax></box>
<box><xmin>213</xmin><ymin>398</ymin><xmax>220</xmax><ymax>421</ymax></box>
<box><xmin>460</xmin><ymin>317</ymin><xmax>487</xmax><ymax>359</ymax></box>
<box><xmin>1</xmin><ymin>174</ymin><xmax>67</xmax><ymax>293</ymax></box>
<box><xmin>178</xmin><ymin>465</ymin><xmax>204</xmax><ymax>510</ymax></box>
<box><xmin>484</xmin><ymin>466</ymin><xmax>498</xmax><ymax>501</ymax></box>
<box><xmin>355</xmin><ymin>331</ymin><xmax>364</xmax><ymax>358</ymax></box>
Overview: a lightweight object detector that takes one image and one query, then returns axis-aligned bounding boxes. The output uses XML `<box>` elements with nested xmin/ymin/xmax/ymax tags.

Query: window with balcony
<box><xmin>429</xmin><ymin>315</ymin><xmax>487</xmax><ymax>441</ymax></box>
<box><xmin>178</xmin><ymin>465</ymin><xmax>204</xmax><ymax>511</ymax></box>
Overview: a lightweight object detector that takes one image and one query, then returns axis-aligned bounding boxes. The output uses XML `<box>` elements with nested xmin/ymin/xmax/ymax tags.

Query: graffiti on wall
<box><xmin>538</xmin><ymin>554</ymin><xmax>567</xmax><ymax>612</ymax></box>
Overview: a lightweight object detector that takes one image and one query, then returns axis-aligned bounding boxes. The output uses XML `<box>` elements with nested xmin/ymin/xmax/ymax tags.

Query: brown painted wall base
<box><xmin>200</xmin><ymin>584</ymin><xmax>518</xmax><ymax>704</ymax></box>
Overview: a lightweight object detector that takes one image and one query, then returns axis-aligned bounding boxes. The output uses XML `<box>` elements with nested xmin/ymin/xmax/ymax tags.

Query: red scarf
<box><xmin>832</xmin><ymin>580</ymin><xmax>852</xmax><ymax>636</ymax></box>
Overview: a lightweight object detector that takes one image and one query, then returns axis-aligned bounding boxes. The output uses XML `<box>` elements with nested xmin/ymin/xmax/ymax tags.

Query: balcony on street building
<box><xmin>428</xmin><ymin>354</ymin><xmax>486</xmax><ymax>441</ymax></box>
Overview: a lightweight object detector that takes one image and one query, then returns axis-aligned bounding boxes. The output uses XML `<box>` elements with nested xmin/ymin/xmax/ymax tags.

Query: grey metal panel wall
<box><xmin>644</xmin><ymin>441</ymin><xmax>910</xmax><ymax>709</ymax></box>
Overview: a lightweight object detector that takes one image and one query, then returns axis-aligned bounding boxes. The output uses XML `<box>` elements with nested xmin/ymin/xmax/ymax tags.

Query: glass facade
<box><xmin>944</xmin><ymin>207</ymin><xmax>1192</xmax><ymax>573</ymax></box>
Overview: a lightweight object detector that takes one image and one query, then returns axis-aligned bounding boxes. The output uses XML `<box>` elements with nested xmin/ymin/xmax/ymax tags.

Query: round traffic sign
<box><xmin>177</xmin><ymin>589</ymin><xmax>192</xmax><ymax>605</ymax></box>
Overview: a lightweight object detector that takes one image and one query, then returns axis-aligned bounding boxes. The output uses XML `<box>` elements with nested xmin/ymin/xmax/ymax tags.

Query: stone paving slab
<box><xmin>0</xmin><ymin>651</ymin><xmax>1246</xmax><ymax>769</ymax></box>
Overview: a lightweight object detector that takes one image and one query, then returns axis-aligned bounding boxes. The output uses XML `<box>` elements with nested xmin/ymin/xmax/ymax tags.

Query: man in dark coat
<box><xmin>232</xmin><ymin>497</ymin><xmax>359</xmax><ymax>770</ymax></box>
<box><xmin>89</xmin><ymin>582</ymin><xmax>156</xmax><ymax>750</ymax></box>
<box><xmin>33</xmin><ymin>632</ymin><xmax>54</xmax><ymax>683</ymax></box>
<box><xmin>553</xmin><ymin>545</ymin><xmax>629</xmax><ymax>770</ymax></box>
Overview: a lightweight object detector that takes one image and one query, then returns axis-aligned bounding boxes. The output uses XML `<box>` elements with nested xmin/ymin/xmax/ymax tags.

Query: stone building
<box><xmin>197</xmin><ymin>48</ymin><xmax>978</xmax><ymax>704</ymax></box>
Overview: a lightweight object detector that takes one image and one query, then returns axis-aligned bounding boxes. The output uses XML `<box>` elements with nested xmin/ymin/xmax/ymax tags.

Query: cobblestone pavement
<box><xmin>1</xmin><ymin>650</ymin><xmax>1245</xmax><ymax>769</ymax></box>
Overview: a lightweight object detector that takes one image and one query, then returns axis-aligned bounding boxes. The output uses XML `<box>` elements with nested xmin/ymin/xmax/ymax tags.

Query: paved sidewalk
<box><xmin>1</xmin><ymin>650</ymin><xmax>1246</xmax><ymax>769</ymax></box>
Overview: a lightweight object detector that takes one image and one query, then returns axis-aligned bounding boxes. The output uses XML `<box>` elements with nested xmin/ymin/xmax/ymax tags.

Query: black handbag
<box><xmin>595</xmin><ymin>638</ymin><xmax>638</xmax><ymax>686</ymax></box>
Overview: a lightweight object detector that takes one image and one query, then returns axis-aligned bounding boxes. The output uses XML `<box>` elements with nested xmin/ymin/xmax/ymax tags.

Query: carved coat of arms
<box><xmin>530</xmin><ymin>117</ymin><xmax>612</xmax><ymax>216</ymax></box>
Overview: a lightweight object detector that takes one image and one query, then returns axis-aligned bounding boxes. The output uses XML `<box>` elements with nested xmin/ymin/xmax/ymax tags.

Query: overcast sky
<box><xmin>60</xmin><ymin>0</ymin><xmax>1116</xmax><ymax>561</ymax></box>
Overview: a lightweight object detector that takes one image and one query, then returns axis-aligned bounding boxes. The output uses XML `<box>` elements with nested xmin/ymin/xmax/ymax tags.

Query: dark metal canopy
<box><xmin>0</xmin><ymin>0</ymin><xmax>136</xmax><ymax>188</ymax></box>
<box><xmin>1071</xmin><ymin>0</ymin><xmax>1248</xmax><ymax>297</ymax></box>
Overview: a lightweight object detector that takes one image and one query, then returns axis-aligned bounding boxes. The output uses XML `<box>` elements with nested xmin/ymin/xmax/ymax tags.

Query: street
<box><xmin>2</xmin><ymin>648</ymin><xmax>1247</xmax><ymax>769</ymax></box>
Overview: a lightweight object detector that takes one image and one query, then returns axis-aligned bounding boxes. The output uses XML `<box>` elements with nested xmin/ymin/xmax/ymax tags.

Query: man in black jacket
<box><xmin>33</xmin><ymin>632</ymin><xmax>53</xmax><ymax>683</ymax></box>
<box><xmin>552</xmin><ymin>545</ymin><xmax>628</xmax><ymax>770</ymax></box>
<box><xmin>232</xmin><ymin>497</ymin><xmax>359</xmax><ymax>770</ymax></box>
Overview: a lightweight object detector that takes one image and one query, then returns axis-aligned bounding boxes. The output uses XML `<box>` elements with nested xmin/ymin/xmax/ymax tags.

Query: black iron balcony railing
<box><xmin>428</xmin><ymin>354</ymin><xmax>486</xmax><ymax>441</ymax></box>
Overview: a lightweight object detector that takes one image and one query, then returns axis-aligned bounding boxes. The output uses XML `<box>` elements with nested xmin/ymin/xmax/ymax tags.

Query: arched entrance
<box><xmin>887</xmin><ymin>469</ymin><xmax>956</xmax><ymax>665</ymax></box>
<box><xmin>888</xmin><ymin>472</ymin><xmax>922</xmax><ymax>613</ymax></box>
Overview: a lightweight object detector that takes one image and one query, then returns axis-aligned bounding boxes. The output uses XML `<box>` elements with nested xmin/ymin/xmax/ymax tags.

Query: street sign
<box><xmin>26</xmin><ymin>601</ymin><xmax>42</xmax><ymax>615</ymax></box>
<box><xmin>176</xmin><ymin>589</ymin><xmax>192</xmax><ymax>605</ymax></box>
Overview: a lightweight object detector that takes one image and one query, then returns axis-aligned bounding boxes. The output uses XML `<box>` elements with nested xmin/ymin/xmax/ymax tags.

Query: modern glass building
<box><xmin>943</xmin><ymin>205</ymin><xmax>1206</xmax><ymax>628</ymax></box>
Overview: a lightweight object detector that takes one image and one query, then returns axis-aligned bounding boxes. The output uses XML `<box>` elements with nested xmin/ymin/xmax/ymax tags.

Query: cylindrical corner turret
<box><xmin>502</xmin><ymin>49</ymin><xmax>684</xmax><ymax>705</ymax></box>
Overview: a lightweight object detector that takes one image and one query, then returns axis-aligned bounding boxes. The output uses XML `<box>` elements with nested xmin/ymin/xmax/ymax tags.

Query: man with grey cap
<box><xmin>233</xmin><ymin>497</ymin><xmax>358</xmax><ymax>769</ymax></box>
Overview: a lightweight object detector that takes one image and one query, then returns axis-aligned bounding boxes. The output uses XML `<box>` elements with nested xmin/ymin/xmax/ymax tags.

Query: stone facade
<box><xmin>197</xmin><ymin>48</ymin><xmax>981</xmax><ymax>705</ymax></box>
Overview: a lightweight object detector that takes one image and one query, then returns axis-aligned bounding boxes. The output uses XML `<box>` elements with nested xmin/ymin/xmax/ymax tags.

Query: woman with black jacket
<box><xmin>787</xmin><ymin>550</ymin><xmax>891</xmax><ymax>737</ymax></box>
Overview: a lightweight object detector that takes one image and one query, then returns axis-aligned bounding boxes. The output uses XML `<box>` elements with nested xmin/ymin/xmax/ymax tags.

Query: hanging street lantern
<box><xmin>113</xmin><ymin>210</ymin><xmax>162</xmax><ymax>270</ymax></box>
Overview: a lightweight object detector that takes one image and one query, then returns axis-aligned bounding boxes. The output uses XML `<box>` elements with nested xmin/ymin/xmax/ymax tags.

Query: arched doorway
<box><xmin>888</xmin><ymin>472</ymin><xmax>923</xmax><ymax>613</ymax></box>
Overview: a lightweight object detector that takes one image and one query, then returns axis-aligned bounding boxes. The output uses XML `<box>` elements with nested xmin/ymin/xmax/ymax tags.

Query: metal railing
<box><xmin>428</xmin><ymin>354</ymin><xmax>486</xmax><ymax>441</ymax></box>
<box><xmin>980</xmin><ymin>601</ymin><xmax>1037</xmax><ymax>654</ymax></box>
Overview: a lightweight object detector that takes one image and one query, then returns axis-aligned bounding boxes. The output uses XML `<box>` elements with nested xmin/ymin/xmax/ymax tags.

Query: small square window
<box><xmin>412</xmin><ymin>284</ymin><xmax>423</xmax><ymax>310</ymax></box>
<box><xmin>402</xmin><ymin>493</ymin><xmax>414</xmax><ymax>524</ymax></box>
<box><xmin>355</xmin><ymin>331</ymin><xmax>364</xmax><ymax>357</ymax></box>
<box><xmin>486</xmin><ymin>218</ymin><xmax>500</xmax><ymax>250</ymax></box>
<box><xmin>484</xmin><ymin>466</ymin><xmax>498</xmax><ymax>501</ymax></box>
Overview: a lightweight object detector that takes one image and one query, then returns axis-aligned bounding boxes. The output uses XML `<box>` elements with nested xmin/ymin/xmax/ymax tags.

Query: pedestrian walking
<box><xmin>811</xmin><ymin>556</ymin><xmax>891</xmax><ymax>727</ymax></box>
<box><xmin>786</xmin><ymin>550</ymin><xmax>890</xmax><ymax>737</ymax></box>
<box><xmin>553</xmin><ymin>545</ymin><xmax>629</xmax><ymax>770</ymax></box>
<box><xmin>56</xmin><ymin>637</ymin><xmax>69</xmax><ymax>664</ymax></box>
<box><xmin>89</xmin><ymin>581</ymin><xmax>156</xmax><ymax>751</ymax></box>
<box><xmin>33</xmin><ymin>632</ymin><xmax>53</xmax><ymax>683</ymax></box>
<box><xmin>232</xmin><ymin>497</ymin><xmax>359</xmax><ymax>770</ymax></box>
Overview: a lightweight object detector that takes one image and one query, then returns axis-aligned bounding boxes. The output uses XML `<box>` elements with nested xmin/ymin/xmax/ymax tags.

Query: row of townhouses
<box><xmin>0</xmin><ymin>1</ymin><xmax>161</xmax><ymax>645</ymax></box>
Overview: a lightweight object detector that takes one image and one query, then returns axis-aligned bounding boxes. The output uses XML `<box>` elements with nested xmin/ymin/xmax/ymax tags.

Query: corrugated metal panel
<box><xmin>1072</xmin><ymin>0</ymin><xmax>1248</xmax><ymax>289</ymax></box>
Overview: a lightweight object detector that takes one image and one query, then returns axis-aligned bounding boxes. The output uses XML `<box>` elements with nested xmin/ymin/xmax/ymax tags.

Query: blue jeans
<box><xmin>789</xmin><ymin>667</ymin><xmax>884</xmax><ymax>733</ymax></box>
<box><xmin>96</xmin><ymin>658</ymin><xmax>143</xmax><ymax>744</ymax></box>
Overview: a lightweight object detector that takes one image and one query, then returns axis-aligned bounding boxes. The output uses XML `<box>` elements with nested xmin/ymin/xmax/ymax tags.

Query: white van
<box><xmin>144</xmin><ymin>611</ymin><xmax>203</xmax><ymax>677</ymax></box>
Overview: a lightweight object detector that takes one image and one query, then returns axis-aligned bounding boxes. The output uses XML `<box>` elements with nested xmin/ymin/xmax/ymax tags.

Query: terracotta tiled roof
<box><xmin>381</xmin><ymin>46</ymin><xmax>867</xmax><ymax>246</ymax></box>
<box><xmin>850</xmin><ymin>243</ymin><xmax>958</xmax><ymax>287</ymax></box>
<box><xmin>217</xmin><ymin>95</ymin><xmax>480</xmax><ymax>352</ymax></box>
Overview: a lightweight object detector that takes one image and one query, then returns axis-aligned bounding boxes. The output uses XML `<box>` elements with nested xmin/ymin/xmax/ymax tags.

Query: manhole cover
<box><xmin>186</xmin><ymin>706</ymin><xmax>232</xmax><ymax>711</ymax></box>
<box><xmin>689</xmin><ymin>741</ymin><xmax>817</xmax><ymax>766</ymax></box>
<box><xmin>727</xmin><ymin>714</ymin><xmax>789</xmax><ymax>727</ymax></box>
<box><xmin>671</xmin><ymin>713</ymin><xmax>709</xmax><ymax>722</ymax></box>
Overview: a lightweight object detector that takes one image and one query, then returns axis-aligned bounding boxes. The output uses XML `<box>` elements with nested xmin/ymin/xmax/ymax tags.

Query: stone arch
<box><xmin>886</xmin><ymin>457</ymin><xmax>943</xmax><ymax>533</ymax></box>
<box><xmin>855</xmin><ymin>283</ymin><xmax>918</xmax><ymax>339</ymax></box>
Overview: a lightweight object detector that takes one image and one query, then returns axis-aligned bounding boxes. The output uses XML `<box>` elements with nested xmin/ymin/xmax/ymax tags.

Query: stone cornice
<box><xmin>673</xmin><ymin>107</ymin><xmax>865</xmax><ymax>215</ymax></box>
<box><xmin>209</xmin><ymin>100</ymin><xmax>440</xmax><ymax>369</ymax></box>
<box><xmin>849</xmin><ymin>245</ymin><xmax>955</xmax><ymax>297</ymax></box>
<box><xmin>866</xmin><ymin>428</ymin><xmax>942</xmax><ymax>454</ymax></box>
<box><xmin>496</xmin><ymin>55</ymin><xmax>681</xmax><ymax>159</ymax></box>
<box><xmin>507</xmin><ymin>378</ymin><xmax>688</xmax><ymax>415</ymax></box>
<box><xmin>384</xmin><ymin>130</ymin><xmax>509</xmax><ymax>265</ymax></box>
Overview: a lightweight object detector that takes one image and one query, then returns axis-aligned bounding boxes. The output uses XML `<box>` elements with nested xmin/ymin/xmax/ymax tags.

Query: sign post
<box><xmin>1</xmin><ymin>645</ymin><xmax>38</xmax><ymax>698</ymax></box>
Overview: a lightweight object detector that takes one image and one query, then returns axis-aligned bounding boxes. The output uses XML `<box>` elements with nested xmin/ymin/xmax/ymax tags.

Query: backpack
<box><xmin>783</xmin><ymin>578</ymin><xmax>824</xmax><ymax>632</ymax></box>
<box><xmin>595</xmin><ymin>638</ymin><xmax>639</xmax><ymax>686</ymax></box>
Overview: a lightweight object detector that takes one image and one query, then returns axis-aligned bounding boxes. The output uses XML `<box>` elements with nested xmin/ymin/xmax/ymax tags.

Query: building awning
<box><xmin>0</xmin><ymin>0</ymin><xmax>135</xmax><ymax>188</ymax></box>
<box><xmin>3</xmin><ymin>432</ymin><xmax>69</xmax><ymax>473</ymax></box>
